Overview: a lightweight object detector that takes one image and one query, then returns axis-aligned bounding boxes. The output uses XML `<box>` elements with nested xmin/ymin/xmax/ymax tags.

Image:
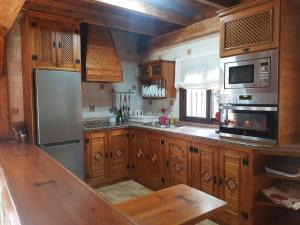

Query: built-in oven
<box><xmin>219</xmin><ymin>104</ymin><xmax>278</xmax><ymax>143</ymax></box>
<box><xmin>220</xmin><ymin>49</ymin><xmax>278</xmax><ymax>105</ymax></box>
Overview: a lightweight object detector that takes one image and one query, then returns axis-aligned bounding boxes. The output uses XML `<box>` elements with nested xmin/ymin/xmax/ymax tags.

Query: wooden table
<box><xmin>115</xmin><ymin>184</ymin><xmax>227</xmax><ymax>225</ymax></box>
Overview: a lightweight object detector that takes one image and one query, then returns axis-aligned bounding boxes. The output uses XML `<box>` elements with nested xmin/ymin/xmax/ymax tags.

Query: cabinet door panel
<box><xmin>219</xmin><ymin>0</ymin><xmax>280</xmax><ymax>57</ymax></box>
<box><xmin>218</xmin><ymin>149</ymin><xmax>249</xmax><ymax>225</ymax></box>
<box><xmin>168</xmin><ymin>138</ymin><xmax>188</xmax><ymax>186</ymax></box>
<box><xmin>200</xmin><ymin>147</ymin><xmax>216</xmax><ymax>195</ymax></box>
<box><xmin>57</xmin><ymin>24</ymin><xmax>79</xmax><ymax>69</ymax></box>
<box><xmin>108</xmin><ymin>129</ymin><xmax>129</xmax><ymax>180</ymax></box>
<box><xmin>146</xmin><ymin>134</ymin><xmax>166</xmax><ymax>189</ymax></box>
<box><xmin>84</xmin><ymin>132</ymin><xmax>107</xmax><ymax>183</ymax></box>
<box><xmin>133</xmin><ymin>132</ymin><xmax>147</xmax><ymax>181</ymax></box>
<box><xmin>33</xmin><ymin>18</ymin><xmax>57</xmax><ymax>67</ymax></box>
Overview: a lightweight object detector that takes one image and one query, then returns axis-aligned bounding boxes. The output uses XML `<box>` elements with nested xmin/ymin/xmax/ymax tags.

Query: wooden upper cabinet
<box><xmin>30</xmin><ymin>15</ymin><xmax>80</xmax><ymax>70</ymax></box>
<box><xmin>218</xmin><ymin>0</ymin><xmax>280</xmax><ymax>57</ymax></box>
<box><xmin>107</xmin><ymin>129</ymin><xmax>129</xmax><ymax>180</ymax></box>
<box><xmin>139</xmin><ymin>60</ymin><xmax>176</xmax><ymax>98</ymax></box>
<box><xmin>167</xmin><ymin>137</ymin><xmax>189</xmax><ymax>186</ymax></box>
<box><xmin>32</xmin><ymin>18</ymin><xmax>57</xmax><ymax>67</ymax></box>
<box><xmin>84</xmin><ymin>25</ymin><xmax>123</xmax><ymax>82</ymax></box>
<box><xmin>56</xmin><ymin>23</ymin><xmax>81</xmax><ymax>70</ymax></box>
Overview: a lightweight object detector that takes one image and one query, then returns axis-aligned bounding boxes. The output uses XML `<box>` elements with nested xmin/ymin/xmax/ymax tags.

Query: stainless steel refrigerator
<box><xmin>34</xmin><ymin>69</ymin><xmax>84</xmax><ymax>179</ymax></box>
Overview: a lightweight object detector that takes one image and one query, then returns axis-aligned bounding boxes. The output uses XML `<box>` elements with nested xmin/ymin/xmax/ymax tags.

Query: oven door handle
<box><xmin>219</xmin><ymin>105</ymin><xmax>278</xmax><ymax>111</ymax></box>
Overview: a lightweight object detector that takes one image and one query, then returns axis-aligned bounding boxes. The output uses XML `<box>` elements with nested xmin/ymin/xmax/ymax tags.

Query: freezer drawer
<box><xmin>40</xmin><ymin>141</ymin><xmax>84</xmax><ymax>179</ymax></box>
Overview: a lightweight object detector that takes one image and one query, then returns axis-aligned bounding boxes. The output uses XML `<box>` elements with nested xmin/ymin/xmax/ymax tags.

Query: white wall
<box><xmin>141</xmin><ymin>33</ymin><xmax>220</xmax><ymax>119</ymax></box>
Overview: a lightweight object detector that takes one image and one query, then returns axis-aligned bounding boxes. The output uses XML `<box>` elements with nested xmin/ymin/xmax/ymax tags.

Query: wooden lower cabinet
<box><xmin>108</xmin><ymin>129</ymin><xmax>129</xmax><ymax>180</ymax></box>
<box><xmin>84</xmin><ymin>132</ymin><xmax>107</xmax><ymax>186</ymax></box>
<box><xmin>167</xmin><ymin>137</ymin><xmax>189</xmax><ymax>186</ymax></box>
<box><xmin>84</xmin><ymin>129</ymin><xmax>130</xmax><ymax>187</ymax></box>
<box><xmin>217</xmin><ymin>148</ymin><xmax>251</xmax><ymax>225</ymax></box>
<box><xmin>146</xmin><ymin>133</ymin><xmax>166</xmax><ymax>189</ymax></box>
<box><xmin>131</xmin><ymin>129</ymin><xmax>166</xmax><ymax>190</ymax></box>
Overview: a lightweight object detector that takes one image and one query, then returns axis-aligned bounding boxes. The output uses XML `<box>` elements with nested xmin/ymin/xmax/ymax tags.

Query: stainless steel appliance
<box><xmin>219</xmin><ymin>105</ymin><xmax>278</xmax><ymax>143</ymax></box>
<box><xmin>220</xmin><ymin>49</ymin><xmax>278</xmax><ymax>105</ymax></box>
<box><xmin>34</xmin><ymin>69</ymin><xmax>83</xmax><ymax>179</ymax></box>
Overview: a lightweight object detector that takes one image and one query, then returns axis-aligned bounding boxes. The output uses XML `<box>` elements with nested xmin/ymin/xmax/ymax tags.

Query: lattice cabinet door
<box><xmin>56</xmin><ymin>23</ymin><xmax>80</xmax><ymax>70</ymax></box>
<box><xmin>219</xmin><ymin>0</ymin><xmax>280</xmax><ymax>57</ymax></box>
<box><xmin>32</xmin><ymin>18</ymin><xmax>57</xmax><ymax>67</ymax></box>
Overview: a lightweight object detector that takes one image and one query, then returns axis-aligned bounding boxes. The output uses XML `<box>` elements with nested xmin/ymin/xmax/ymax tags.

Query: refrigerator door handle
<box><xmin>40</xmin><ymin>140</ymin><xmax>80</xmax><ymax>148</ymax></box>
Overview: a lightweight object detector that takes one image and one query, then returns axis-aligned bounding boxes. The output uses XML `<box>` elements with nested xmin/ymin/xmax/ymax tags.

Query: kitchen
<box><xmin>0</xmin><ymin>0</ymin><xmax>300</xmax><ymax>225</ymax></box>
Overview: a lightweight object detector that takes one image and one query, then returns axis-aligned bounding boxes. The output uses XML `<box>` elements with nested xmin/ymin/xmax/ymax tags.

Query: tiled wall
<box><xmin>81</xmin><ymin>82</ymin><xmax>114</xmax><ymax>118</ymax></box>
<box><xmin>6</xmin><ymin>17</ymin><xmax>24</xmax><ymax>122</ymax></box>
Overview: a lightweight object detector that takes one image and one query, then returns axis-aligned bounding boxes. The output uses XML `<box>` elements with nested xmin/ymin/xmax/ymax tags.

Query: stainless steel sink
<box><xmin>143</xmin><ymin>122</ymin><xmax>183</xmax><ymax>129</ymax></box>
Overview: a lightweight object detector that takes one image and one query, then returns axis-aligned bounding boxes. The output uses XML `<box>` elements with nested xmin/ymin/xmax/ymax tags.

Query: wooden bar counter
<box><xmin>0</xmin><ymin>143</ymin><xmax>134</xmax><ymax>225</ymax></box>
<box><xmin>0</xmin><ymin>143</ymin><xmax>226</xmax><ymax>225</ymax></box>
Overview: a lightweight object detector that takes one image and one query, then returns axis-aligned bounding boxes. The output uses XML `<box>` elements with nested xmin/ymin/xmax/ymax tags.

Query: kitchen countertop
<box><xmin>82</xmin><ymin>122</ymin><xmax>130</xmax><ymax>131</ymax></box>
<box><xmin>83</xmin><ymin>122</ymin><xmax>276</xmax><ymax>149</ymax></box>
<box><xmin>0</xmin><ymin>143</ymin><xmax>134</xmax><ymax>225</ymax></box>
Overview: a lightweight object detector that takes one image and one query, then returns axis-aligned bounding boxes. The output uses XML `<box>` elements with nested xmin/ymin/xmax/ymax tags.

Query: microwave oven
<box><xmin>220</xmin><ymin>49</ymin><xmax>278</xmax><ymax>105</ymax></box>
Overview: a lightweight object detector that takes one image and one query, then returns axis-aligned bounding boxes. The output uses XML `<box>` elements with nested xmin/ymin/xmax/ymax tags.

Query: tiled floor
<box><xmin>96</xmin><ymin>180</ymin><xmax>218</xmax><ymax>225</ymax></box>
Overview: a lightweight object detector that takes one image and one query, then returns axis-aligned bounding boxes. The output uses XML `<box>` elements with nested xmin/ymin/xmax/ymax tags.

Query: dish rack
<box><xmin>141</xmin><ymin>79</ymin><xmax>167</xmax><ymax>99</ymax></box>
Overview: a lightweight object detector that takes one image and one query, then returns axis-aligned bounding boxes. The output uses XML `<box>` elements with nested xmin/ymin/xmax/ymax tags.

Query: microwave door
<box><xmin>225</xmin><ymin>60</ymin><xmax>259</xmax><ymax>89</ymax></box>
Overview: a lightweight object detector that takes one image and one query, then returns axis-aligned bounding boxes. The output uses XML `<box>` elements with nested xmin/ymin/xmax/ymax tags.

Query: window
<box><xmin>180</xmin><ymin>88</ymin><xmax>219</xmax><ymax>123</ymax></box>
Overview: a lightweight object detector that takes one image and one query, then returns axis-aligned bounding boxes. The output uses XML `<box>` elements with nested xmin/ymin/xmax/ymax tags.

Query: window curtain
<box><xmin>175</xmin><ymin>53</ymin><xmax>220</xmax><ymax>90</ymax></box>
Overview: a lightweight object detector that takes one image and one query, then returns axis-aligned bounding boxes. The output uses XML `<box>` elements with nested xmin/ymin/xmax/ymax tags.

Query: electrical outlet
<box><xmin>187</xmin><ymin>48</ymin><xmax>192</xmax><ymax>55</ymax></box>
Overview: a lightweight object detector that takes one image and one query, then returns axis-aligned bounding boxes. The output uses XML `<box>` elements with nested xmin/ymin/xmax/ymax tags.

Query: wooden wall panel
<box><xmin>278</xmin><ymin>0</ymin><xmax>300</xmax><ymax>144</ymax></box>
<box><xmin>0</xmin><ymin>36</ymin><xmax>4</xmax><ymax>75</ymax></box>
<box><xmin>0</xmin><ymin>74</ymin><xmax>10</xmax><ymax>139</ymax></box>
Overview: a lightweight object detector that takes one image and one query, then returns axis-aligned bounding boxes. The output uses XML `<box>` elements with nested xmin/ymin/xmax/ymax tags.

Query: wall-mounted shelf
<box><xmin>254</xmin><ymin>172</ymin><xmax>300</xmax><ymax>181</ymax></box>
<box><xmin>139</xmin><ymin>60</ymin><xmax>176</xmax><ymax>98</ymax></box>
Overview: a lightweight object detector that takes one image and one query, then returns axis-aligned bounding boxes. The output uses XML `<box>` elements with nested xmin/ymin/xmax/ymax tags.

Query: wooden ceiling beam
<box><xmin>23</xmin><ymin>0</ymin><xmax>173</xmax><ymax>36</ymax></box>
<box><xmin>139</xmin><ymin>16</ymin><xmax>220</xmax><ymax>52</ymax></box>
<box><xmin>84</xmin><ymin>0</ymin><xmax>192</xmax><ymax>26</ymax></box>
<box><xmin>0</xmin><ymin>0</ymin><xmax>25</xmax><ymax>35</ymax></box>
<box><xmin>194</xmin><ymin>0</ymin><xmax>239</xmax><ymax>9</ymax></box>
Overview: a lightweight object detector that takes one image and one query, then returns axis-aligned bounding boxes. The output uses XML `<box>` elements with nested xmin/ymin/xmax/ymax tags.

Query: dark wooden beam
<box><xmin>84</xmin><ymin>0</ymin><xmax>192</xmax><ymax>26</ymax></box>
<box><xmin>139</xmin><ymin>16</ymin><xmax>220</xmax><ymax>52</ymax></box>
<box><xmin>23</xmin><ymin>0</ymin><xmax>179</xmax><ymax>36</ymax></box>
<box><xmin>194</xmin><ymin>0</ymin><xmax>239</xmax><ymax>9</ymax></box>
